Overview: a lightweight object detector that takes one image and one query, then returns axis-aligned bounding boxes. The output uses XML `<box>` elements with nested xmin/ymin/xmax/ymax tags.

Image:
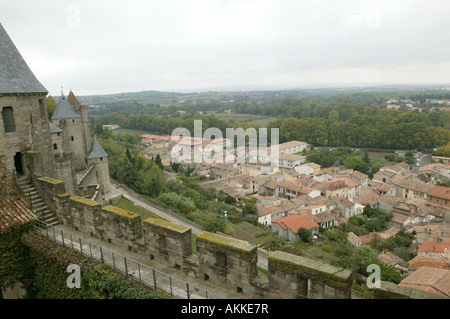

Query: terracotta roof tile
<box><xmin>399</xmin><ymin>267</ymin><xmax>450</xmax><ymax>297</ymax></box>
<box><xmin>0</xmin><ymin>198</ymin><xmax>36</xmax><ymax>232</ymax></box>
<box><xmin>272</xmin><ymin>214</ymin><xmax>319</xmax><ymax>232</ymax></box>
<box><xmin>418</xmin><ymin>242</ymin><xmax>450</xmax><ymax>254</ymax></box>
<box><xmin>429</xmin><ymin>186</ymin><xmax>450</xmax><ymax>200</ymax></box>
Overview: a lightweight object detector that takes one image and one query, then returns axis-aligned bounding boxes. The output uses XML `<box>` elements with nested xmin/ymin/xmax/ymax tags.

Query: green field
<box><xmin>113</xmin><ymin>128</ymin><xmax>149</xmax><ymax>136</ymax></box>
<box><xmin>356</xmin><ymin>151</ymin><xmax>398</xmax><ymax>167</ymax></box>
<box><xmin>206</xmin><ymin>111</ymin><xmax>277</xmax><ymax>127</ymax></box>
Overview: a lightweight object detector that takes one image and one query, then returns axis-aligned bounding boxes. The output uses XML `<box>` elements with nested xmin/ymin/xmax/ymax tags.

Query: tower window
<box><xmin>2</xmin><ymin>107</ymin><xmax>15</xmax><ymax>133</ymax></box>
<box><xmin>53</xmin><ymin>143</ymin><xmax>58</xmax><ymax>150</ymax></box>
<box><xmin>71</xmin><ymin>136</ymin><xmax>74</xmax><ymax>141</ymax></box>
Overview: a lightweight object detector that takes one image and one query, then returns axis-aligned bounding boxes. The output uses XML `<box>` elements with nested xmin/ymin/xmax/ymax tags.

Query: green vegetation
<box><xmin>348</xmin><ymin>205</ymin><xmax>393</xmax><ymax>233</ymax></box>
<box><xmin>89</xmin><ymin>91</ymin><xmax>450</xmax><ymax>152</ymax></box>
<box><xmin>436</xmin><ymin>141</ymin><xmax>450</xmax><ymax>157</ymax></box>
<box><xmin>1</xmin><ymin>230</ymin><xmax>167</xmax><ymax>299</ymax></box>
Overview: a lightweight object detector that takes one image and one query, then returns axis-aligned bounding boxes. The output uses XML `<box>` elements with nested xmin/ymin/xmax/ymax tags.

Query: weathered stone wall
<box><xmin>52</xmin><ymin>152</ymin><xmax>77</xmax><ymax>196</ymax></box>
<box><xmin>68</xmin><ymin>196</ymin><xmax>103</xmax><ymax>237</ymax></box>
<box><xmin>195</xmin><ymin>231</ymin><xmax>258</xmax><ymax>296</ymax></box>
<box><xmin>372</xmin><ymin>281</ymin><xmax>446</xmax><ymax>299</ymax></box>
<box><xmin>101</xmin><ymin>205</ymin><xmax>142</xmax><ymax>252</ymax></box>
<box><xmin>142</xmin><ymin>217</ymin><xmax>192</xmax><ymax>269</ymax></box>
<box><xmin>267</xmin><ymin>251</ymin><xmax>352</xmax><ymax>299</ymax></box>
<box><xmin>35</xmin><ymin>176</ymin><xmax>66</xmax><ymax>215</ymax></box>
<box><xmin>52</xmin><ymin>117</ymin><xmax>87</xmax><ymax>171</ymax></box>
<box><xmin>0</xmin><ymin>94</ymin><xmax>55</xmax><ymax>179</ymax></box>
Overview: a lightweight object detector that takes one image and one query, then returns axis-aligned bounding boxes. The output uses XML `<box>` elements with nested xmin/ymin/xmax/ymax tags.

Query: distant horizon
<box><xmin>51</xmin><ymin>82</ymin><xmax>450</xmax><ymax>98</ymax></box>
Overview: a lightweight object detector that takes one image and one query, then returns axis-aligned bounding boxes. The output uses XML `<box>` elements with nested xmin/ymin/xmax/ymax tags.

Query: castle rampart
<box><xmin>35</xmin><ymin>176</ymin><xmax>444</xmax><ymax>299</ymax></box>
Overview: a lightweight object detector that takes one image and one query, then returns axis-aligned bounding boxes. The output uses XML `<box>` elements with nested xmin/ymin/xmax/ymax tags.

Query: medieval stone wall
<box><xmin>36</xmin><ymin>176</ymin><xmax>443</xmax><ymax>299</ymax></box>
<box><xmin>0</xmin><ymin>94</ymin><xmax>55</xmax><ymax>178</ymax></box>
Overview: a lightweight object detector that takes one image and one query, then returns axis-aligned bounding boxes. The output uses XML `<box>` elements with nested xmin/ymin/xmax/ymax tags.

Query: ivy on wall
<box><xmin>1</xmin><ymin>229</ymin><xmax>168</xmax><ymax>299</ymax></box>
<box><xmin>0</xmin><ymin>223</ymin><xmax>32</xmax><ymax>291</ymax></box>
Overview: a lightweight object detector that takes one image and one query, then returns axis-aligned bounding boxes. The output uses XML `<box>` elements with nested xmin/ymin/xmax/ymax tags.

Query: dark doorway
<box><xmin>14</xmin><ymin>152</ymin><xmax>24</xmax><ymax>176</ymax></box>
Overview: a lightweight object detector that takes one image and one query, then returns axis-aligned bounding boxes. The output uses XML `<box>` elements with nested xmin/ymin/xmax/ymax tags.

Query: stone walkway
<box><xmin>38</xmin><ymin>222</ymin><xmax>248</xmax><ymax>299</ymax></box>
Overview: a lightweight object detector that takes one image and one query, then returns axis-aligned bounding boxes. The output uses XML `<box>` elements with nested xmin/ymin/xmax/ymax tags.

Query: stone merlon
<box><xmin>269</xmin><ymin>251</ymin><xmax>352</xmax><ymax>289</ymax></box>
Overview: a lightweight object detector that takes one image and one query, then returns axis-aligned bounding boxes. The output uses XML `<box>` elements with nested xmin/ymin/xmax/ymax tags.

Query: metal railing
<box><xmin>32</xmin><ymin>219</ymin><xmax>223</xmax><ymax>299</ymax></box>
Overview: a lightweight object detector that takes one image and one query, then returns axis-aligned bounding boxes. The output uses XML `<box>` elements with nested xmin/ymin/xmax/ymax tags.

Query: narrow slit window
<box><xmin>39</xmin><ymin>99</ymin><xmax>45</xmax><ymax>118</ymax></box>
<box><xmin>2</xmin><ymin>107</ymin><xmax>15</xmax><ymax>133</ymax></box>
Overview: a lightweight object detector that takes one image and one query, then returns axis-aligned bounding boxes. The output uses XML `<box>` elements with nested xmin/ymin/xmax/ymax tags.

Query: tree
<box><xmin>325</xmin><ymin>230</ymin><xmax>348</xmax><ymax>243</ymax></box>
<box><xmin>363</xmin><ymin>152</ymin><xmax>370</xmax><ymax>164</ymax></box>
<box><xmin>436</xmin><ymin>142</ymin><xmax>450</xmax><ymax>157</ymax></box>
<box><xmin>136</xmin><ymin>165</ymin><xmax>165</xmax><ymax>197</ymax></box>
<box><xmin>155</xmin><ymin>154</ymin><xmax>163</xmax><ymax>170</ymax></box>
<box><xmin>343</xmin><ymin>156</ymin><xmax>369</xmax><ymax>174</ymax></box>
<box><xmin>94</xmin><ymin>123</ymin><xmax>104</xmax><ymax>136</ymax></box>
<box><xmin>46</xmin><ymin>96</ymin><xmax>57</xmax><ymax>119</ymax></box>
<box><xmin>125</xmin><ymin>147</ymin><xmax>134</xmax><ymax>164</ymax></box>
<box><xmin>170</xmin><ymin>161</ymin><xmax>180</xmax><ymax>173</ymax></box>
<box><xmin>298</xmin><ymin>228</ymin><xmax>313</xmax><ymax>244</ymax></box>
<box><xmin>242</xmin><ymin>201</ymin><xmax>257</xmax><ymax>215</ymax></box>
<box><xmin>393</xmin><ymin>230</ymin><xmax>415</xmax><ymax>247</ymax></box>
<box><xmin>120</xmin><ymin>160</ymin><xmax>138</xmax><ymax>186</ymax></box>
<box><xmin>204</xmin><ymin>218</ymin><xmax>226</xmax><ymax>233</ymax></box>
<box><xmin>265</xmin><ymin>233</ymin><xmax>286</xmax><ymax>251</ymax></box>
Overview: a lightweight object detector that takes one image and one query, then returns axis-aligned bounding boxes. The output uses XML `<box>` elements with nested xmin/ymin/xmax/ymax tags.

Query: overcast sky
<box><xmin>1</xmin><ymin>0</ymin><xmax>450</xmax><ymax>96</ymax></box>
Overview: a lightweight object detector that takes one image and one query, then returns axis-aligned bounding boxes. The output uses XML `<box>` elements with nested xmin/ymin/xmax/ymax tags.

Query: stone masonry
<box><xmin>38</xmin><ymin>175</ymin><xmax>444</xmax><ymax>299</ymax></box>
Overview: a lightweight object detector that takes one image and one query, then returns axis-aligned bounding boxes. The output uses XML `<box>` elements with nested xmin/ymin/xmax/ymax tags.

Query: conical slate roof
<box><xmin>86</xmin><ymin>136</ymin><xmax>108</xmax><ymax>159</ymax></box>
<box><xmin>48</xmin><ymin>121</ymin><xmax>63</xmax><ymax>133</ymax></box>
<box><xmin>0</xmin><ymin>23</ymin><xmax>48</xmax><ymax>94</ymax></box>
<box><xmin>51</xmin><ymin>93</ymin><xmax>80</xmax><ymax>120</ymax></box>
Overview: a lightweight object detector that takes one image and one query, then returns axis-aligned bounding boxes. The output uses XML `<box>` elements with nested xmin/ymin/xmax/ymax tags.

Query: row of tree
<box><xmin>89</xmin><ymin>105</ymin><xmax>450</xmax><ymax>151</ymax></box>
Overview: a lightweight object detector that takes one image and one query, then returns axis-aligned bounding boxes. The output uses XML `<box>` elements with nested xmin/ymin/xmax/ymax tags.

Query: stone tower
<box><xmin>86</xmin><ymin>136</ymin><xmax>111</xmax><ymax>193</ymax></box>
<box><xmin>49</xmin><ymin>121</ymin><xmax>77</xmax><ymax>195</ymax></box>
<box><xmin>68</xmin><ymin>90</ymin><xmax>91</xmax><ymax>154</ymax></box>
<box><xmin>0</xmin><ymin>23</ymin><xmax>55</xmax><ymax>181</ymax></box>
<box><xmin>51</xmin><ymin>92</ymin><xmax>87</xmax><ymax>171</ymax></box>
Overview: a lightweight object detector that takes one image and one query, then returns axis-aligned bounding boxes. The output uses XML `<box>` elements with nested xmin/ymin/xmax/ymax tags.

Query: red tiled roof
<box><xmin>67</xmin><ymin>90</ymin><xmax>80</xmax><ymax>105</ymax></box>
<box><xmin>272</xmin><ymin>214</ymin><xmax>319</xmax><ymax>233</ymax></box>
<box><xmin>260</xmin><ymin>196</ymin><xmax>280</xmax><ymax>201</ymax></box>
<box><xmin>0</xmin><ymin>198</ymin><xmax>36</xmax><ymax>232</ymax></box>
<box><xmin>399</xmin><ymin>267</ymin><xmax>450</xmax><ymax>297</ymax></box>
<box><xmin>429</xmin><ymin>186</ymin><xmax>450</xmax><ymax>200</ymax></box>
<box><xmin>418</xmin><ymin>242</ymin><xmax>450</xmax><ymax>254</ymax></box>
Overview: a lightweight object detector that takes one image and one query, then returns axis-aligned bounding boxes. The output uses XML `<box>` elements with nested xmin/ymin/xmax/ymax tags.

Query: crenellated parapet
<box><xmin>36</xmin><ymin>175</ymin><xmax>445</xmax><ymax>300</ymax></box>
<box><xmin>267</xmin><ymin>251</ymin><xmax>352</xmax><ymax>299</ymax></box>
<box><xmin>142</xmin><ymin>217</ymin><xmax>192</xmax><ymax>269</ymax></box>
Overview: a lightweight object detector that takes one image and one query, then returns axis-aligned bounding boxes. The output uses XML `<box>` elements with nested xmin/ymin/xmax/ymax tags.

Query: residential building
<box><xmin>334</xmin><ymin>196</ymin><xmax>357</xmax><ymax>219</ymax></box>
<box><xmin>390</xmin><ymin>176</ymin><xmax>433</xmax><ymax>200</ymax></box>
<box><xmin>399</xmin><ymin>267</ymin><xmax>450</xmax><ymax>298</ymax></box>
<box><xmin>272</xmin><ymin>214</ymin><xmax>319</xmax><ymax>241</ymax></box>
<box><xmin>295</xmin><ymin>163</ymin><xmax>321</xmax><ymax>176</ymax></box>
<box><xmin>428</xmin><ymin>185</ymin><xmax>450</xmax><ymax>207</ymax></box>
<box><xmin>347</xmin><ymin>232</ymin><xmax>362</xmax><ymax>247</ymax></box>
<box><xmin>420</xmin><ymin>163</ymin><xmax>450</xmax><ymax>184</ymax></box>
